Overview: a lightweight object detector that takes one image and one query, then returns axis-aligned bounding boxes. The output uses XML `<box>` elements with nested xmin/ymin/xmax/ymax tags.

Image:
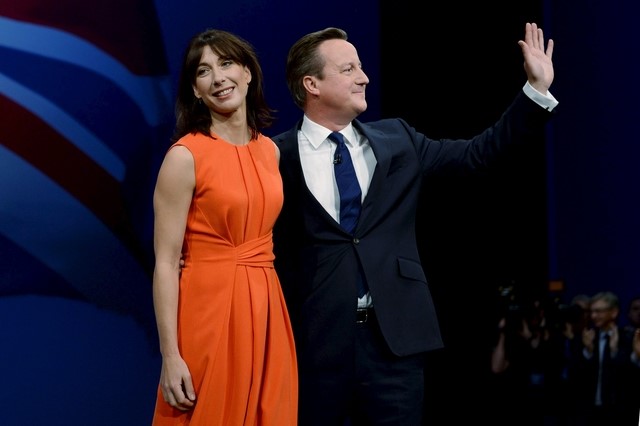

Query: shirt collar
<box><xmin>600</xmin><ymin>329</ymin><xmax>612</xmax><ymax>339</ymax></box>
<box><xmin>301</xmin><ymin>115</ymin><xmax>358</xmax><ymax>149</ymax></box>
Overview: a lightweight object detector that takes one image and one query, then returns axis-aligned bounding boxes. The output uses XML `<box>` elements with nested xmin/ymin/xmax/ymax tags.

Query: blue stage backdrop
<box><xmin>0</xmin><ymin>1</ymin><xmax>380</xmax><ymax>425</ymax></box>
<box><xmin>544</xmin><ymin>0</ymin><xmax>640</xmax><ymax>308</ymax></box>
<box><xmin>3</xmin><ymin>1</ymin><xmax>639</xmax><ymax>425</ymax></box>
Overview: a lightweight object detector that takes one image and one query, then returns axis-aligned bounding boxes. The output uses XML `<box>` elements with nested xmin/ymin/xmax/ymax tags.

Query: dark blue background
<box><xmin>1</xmin><ymin>1</ymin><xmax>638</xmax><ymax>424</ymax></box>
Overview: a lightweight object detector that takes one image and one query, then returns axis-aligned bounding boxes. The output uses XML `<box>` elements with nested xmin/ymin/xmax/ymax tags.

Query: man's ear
<box><xmin>302</xmin><ymin>75</ymin><xmax>319</xmax><ymax>96</ymax></box>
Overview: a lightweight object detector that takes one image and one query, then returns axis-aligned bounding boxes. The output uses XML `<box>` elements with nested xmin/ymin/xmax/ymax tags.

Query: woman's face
<box><xmin>192</xmin><ymin>45</ymin><xmax>251</xmax><ymax>117</ymax></box>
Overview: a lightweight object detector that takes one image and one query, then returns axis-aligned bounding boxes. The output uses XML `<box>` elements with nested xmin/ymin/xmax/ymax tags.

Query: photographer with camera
<box><xmin>489</xmin><ymin>287</ymin><xmax>569</xmax><ymax>425</ymax></box>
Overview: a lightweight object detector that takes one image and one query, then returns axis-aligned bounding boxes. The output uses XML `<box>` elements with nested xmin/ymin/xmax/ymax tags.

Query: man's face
<box><xmin>315</xmin><ymin>39</ymin><xmax>369</xmax><ymax>122</ymax></box>
<box><xmin>628</xmin><ymin>299</ymin><xmax>640</xmax><ymax>327</ymax></box>
<box><xmin>590</xmin><ymin>299</ymin><xmax>618</xmax><ymax>329</ymax></box>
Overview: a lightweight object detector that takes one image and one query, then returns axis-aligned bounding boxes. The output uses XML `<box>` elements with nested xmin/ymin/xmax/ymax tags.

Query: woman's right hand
<box><xmin>159</xmin><ymin>353</ymin><xmax>196</xmax><ymax>411</ymax></box>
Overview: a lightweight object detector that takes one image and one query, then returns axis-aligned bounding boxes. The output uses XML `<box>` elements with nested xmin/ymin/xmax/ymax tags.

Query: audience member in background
<box><xmin>553</xmin><ymin>293</ymin><xmax>593</xmax><ymax>424</ymax></box>
<box><xmin>151</xmin><ymin>29</ymin><xmax>297</xmax><ymax>425</ymax></box>
<box><xmin>569</xmin><ymin>293</ymin><xmax>591</xmax><ymax>338</ymax></box>
<box><xmin>489</xmin><ymin>294</ymin><xmax>567</xmax><ymax>426</ymax></box>
<box><xmin>273</xmin><ymin>22</ymin><xmax>556</xmax><ymax>425</ymax></box>
<box><xmin>569</xmin><ymin>291</ymin><xmax>639</xmax><ymax>426</ymax></box>
<box><xmin>558</xmin><ymin>294</ymin><xmax>592</xmax><ymax>368</ymax></box>
<box><xmin>622</xmin><ymin>295</ymin><xmax>640</xmax><ymax>424</ymax></box>
<box><xmin>623</xmin><ymin>296</ymin><xmax>640</xmax><ymax>338</ymax></box>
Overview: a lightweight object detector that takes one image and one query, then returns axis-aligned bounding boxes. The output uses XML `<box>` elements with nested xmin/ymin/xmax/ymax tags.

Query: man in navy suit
<box><xmin>272</xmin><ymin>23</ymin><xmax>557</xmax><ymax>425</ymax></box>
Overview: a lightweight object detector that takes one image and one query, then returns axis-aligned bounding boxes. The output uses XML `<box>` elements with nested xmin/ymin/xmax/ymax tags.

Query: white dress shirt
<box><xmin>298</xmin><ymin>119</ymin><xmax>376</xmax><ymax>307</ymax></box>
<box><xmin>298</xmin><ymin>119</ymin><xmax>376</xmax><ymax>223</ymax></box>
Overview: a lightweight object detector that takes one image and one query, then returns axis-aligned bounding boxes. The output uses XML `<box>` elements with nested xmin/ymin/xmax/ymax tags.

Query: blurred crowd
<box><xmin>487</xmin><ymin>288</ymin><xmax>640</xmax><ymax>426</ymax></box>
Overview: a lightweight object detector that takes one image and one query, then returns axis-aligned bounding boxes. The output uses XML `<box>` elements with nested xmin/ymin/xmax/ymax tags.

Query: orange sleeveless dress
<box><xmin>152</xmin><ymin>133</ymin><xmax>298</xmax><ymax>425</ymax></box>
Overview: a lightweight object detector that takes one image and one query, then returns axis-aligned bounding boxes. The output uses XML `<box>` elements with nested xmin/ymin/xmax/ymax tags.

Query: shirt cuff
<box><xmin>523</xmin><ymin>81</ymin><xmax>559</xmax><ymax>112</ymax></box>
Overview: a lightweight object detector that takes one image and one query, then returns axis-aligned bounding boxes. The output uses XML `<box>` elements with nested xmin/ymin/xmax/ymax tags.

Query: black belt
<box><xmin>356</xmin><ymin>307</ymin><xmax>373</xmax><ymax>323</ymax></box>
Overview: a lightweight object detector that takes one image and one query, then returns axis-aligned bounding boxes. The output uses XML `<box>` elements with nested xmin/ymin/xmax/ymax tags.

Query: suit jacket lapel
<box><xmin>353</xmin><ymin>120</ymin><xmax>392</xmax><ymax>215</ymax></box>
<box><xmin>277</xmin><ymin>123</ymin><xmax>343</xmax><ymax>230</ymax></box>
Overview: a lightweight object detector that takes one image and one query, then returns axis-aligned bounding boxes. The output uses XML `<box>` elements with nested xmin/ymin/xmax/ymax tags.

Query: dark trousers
<box><xmin>299</xmin><ymin>310</ymin><xmax>426</xmax><ymax>426</ymax></box>
<box><xmin>570</xmin><ymin>404</ymin><xmax>639</xmax><ymax>426</ymax></box>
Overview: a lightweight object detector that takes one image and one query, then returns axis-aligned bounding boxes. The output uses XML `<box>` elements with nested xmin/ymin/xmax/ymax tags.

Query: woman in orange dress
<box><xmin>151</xmin><ymin>29</ymin><xmax>297</xmax><ymax>425</ymax></box>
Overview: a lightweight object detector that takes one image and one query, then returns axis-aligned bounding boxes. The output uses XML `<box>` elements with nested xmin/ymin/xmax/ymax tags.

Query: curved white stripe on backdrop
<box><xmin>0</xmin><ymin>145</ymin><xmax>151</xmax><ymax>317</ymax></box>
<box><xmin>0</xmin><ymin>15</ymin><xmax>172</xmax><ymax>127</ymax></box>
<box><xmin>0</xmin><ymin>72</ymin><xmax>125</xmax><ymax>181</ymax></box>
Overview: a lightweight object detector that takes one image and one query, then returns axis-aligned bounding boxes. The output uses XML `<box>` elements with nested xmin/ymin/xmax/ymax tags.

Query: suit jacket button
<box><xmin>352</xmin><ymin>238</ymin><xmax>360</xmax><ymax>244</ymax></box>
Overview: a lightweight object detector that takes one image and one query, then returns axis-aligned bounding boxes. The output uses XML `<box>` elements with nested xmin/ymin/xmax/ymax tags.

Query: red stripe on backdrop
<box><xmin>0</xmin><ymin>0</ymin><xmax>168</xmax><ymax>75</ymax></box>
<box><xmin>0</xmin><ymin>93</ymin><xmax>148</xmax><ymax>264</ymax></box>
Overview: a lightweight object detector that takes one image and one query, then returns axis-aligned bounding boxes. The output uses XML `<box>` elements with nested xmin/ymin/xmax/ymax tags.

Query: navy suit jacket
<box><xmin>273</xmin><ymin>91</ymin><xmax>553</xmax><ymax>373</ymax></box>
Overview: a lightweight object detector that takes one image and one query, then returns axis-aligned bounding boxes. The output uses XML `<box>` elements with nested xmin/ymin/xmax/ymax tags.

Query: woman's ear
<box><xmin>245</xmin><ymin>66</ymin><xmax>252</xmax><ymax>85</ymax></box>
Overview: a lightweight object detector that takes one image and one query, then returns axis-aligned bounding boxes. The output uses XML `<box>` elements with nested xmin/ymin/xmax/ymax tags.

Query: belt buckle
<box><xmin>356</xmin><ymin>308</ymin><xmax>368</xmax><ymax>323</ymax></box>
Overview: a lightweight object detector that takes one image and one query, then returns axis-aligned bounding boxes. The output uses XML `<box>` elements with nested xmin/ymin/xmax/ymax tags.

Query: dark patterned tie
<box><xmin>599</xmin><ymin>332</ymin><xmax>612</xmax><ymax>405</ymax></box>
<box><xmin>328</xmin><ymin>131</ymin><xmax>361</xmax><ymax>233</ymax></box>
